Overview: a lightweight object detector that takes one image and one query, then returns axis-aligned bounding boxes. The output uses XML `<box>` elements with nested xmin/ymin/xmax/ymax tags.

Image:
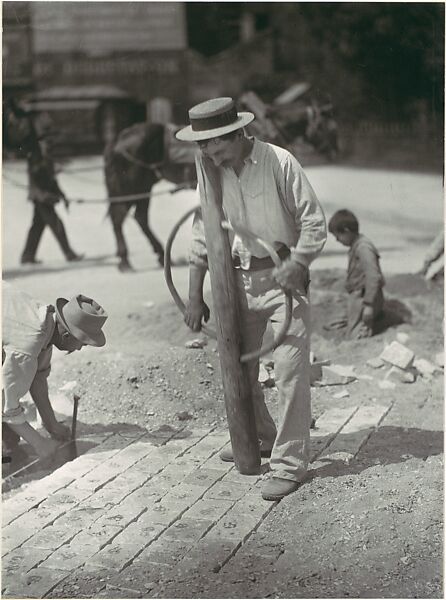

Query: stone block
<box><xmin>137</xmin><ymin>502</ymin><xmax>181</xmax><ymax>527</ymax></box>
<box><xmin>88</xmin><ymin>541</ymin><xmax>142</xmax><ymax>569</ymax></box>
<box><xmin>92</xmin><ymin>498</ymin><xmax>145</xmax><ymax>530</ymax></box>
<box><xmin>182</xmin><ymin>498</ymin><xmax>234</xmax><ymax>523</ymax></box>
<box><xmin>314</xmin><ymin>366</ymin><xmax>356</xmax><ymax>386</ymax></box>
<box><xmin>385</xmin><ymin>366</ymin><xmax>417</xmax><ymax>383</ymax></box>
<box><xmin>414</xmin><ymin>357</ymin><xmax>439</xmax><ymax>377</ymax></box>
<box><xmin>163</xmin><ymin>483</ymin><xmax>206</xmax><ymax>505</ymax></box>
<box><xmin>163</xmin><ymin>517</ymin><xmax>213</xmax><ymax>542</ymax></box>
<box><xmin>380</xmin><ymin>341</ymin><xmax>415</xmax><ymax>369</ymax></box>
<box><xmin>183</xmin><ymin>467</ymin><xmax>226</xmax><ymax>488</ymax></box>
<box><xmin>366</xmin><ymin>357</ymin><xmax>385</xmax><ymax>369</ymax></box>
<box><xmin>3</xmin><ymin>566</ymin><xmax>69</xmax><ymax>598</ymax></box>
<box><xmin>2</xmin><ymin>546</ymin><xmax>51</xmax><ymax>578</ymax></box>
<box><xmin>25</xmin><ymin>525</ymin><xmax>75</xmax><ymax>551</ymax></box>
<box><xmin>137</xmin><ymin>537</ymin><xmax>193</xmax><ymax>565</ymax></box>
<box><xmin>203</xmin><ymin>480</ymin><xmax>249</xmax><ymax>502</ymax></box>
<box><xmin>69</xmin><ymin>524</ymin><xmax>121</xmax><ymax>553</ymax></box>
<box><xmin>39</xmin><ymin>543</ymin><xmax>96</xmax><ymax>571</ymax></box>
<box><xmin>46</xmin><ymin>564</ymin><xmax>115</xmax><ymax>598</ymax></box>
<box><xmin>112</xmin><ymin>520</ymin><xmax>165</xmax><ymax>548</ymax></box>
<box><xmin>117</xmin><ymin>560</ymin><xmax>173</xmax><ymax>591</ymax></box>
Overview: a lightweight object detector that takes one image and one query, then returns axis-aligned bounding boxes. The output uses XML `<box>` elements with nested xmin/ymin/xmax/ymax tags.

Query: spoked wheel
<box><xmin>164</xmin><ymin>206</ymin><xmax>293</xmax><ymax>363</ymax></box>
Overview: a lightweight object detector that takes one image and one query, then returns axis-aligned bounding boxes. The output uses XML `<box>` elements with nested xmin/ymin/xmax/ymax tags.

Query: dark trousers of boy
<box><xmin>21</xmin><ymin>201</ymin><xmax>78</xmax><ymax>263</ymax></box>
<box><xmin>346</xmin><ymin>234</ymin><xmax>385</xmax><ymax>338</ymax></box>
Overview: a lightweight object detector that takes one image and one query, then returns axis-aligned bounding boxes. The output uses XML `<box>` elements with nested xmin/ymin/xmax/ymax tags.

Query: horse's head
<box><xmin>3</xmin><ymin>99</ymin><xmax>39</xmax><ymax>155</ymax></box>
<box><xmin>304</xmin><ymin>102</ymin><xmax>339</xmax><ymax>161</ymax></box>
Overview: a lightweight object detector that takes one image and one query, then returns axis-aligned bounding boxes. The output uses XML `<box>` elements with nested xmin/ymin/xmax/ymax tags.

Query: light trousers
<box><xmin>235</xmin><ymin>267</ymin><xmax>311</xmax><ymax>482</ymax></box>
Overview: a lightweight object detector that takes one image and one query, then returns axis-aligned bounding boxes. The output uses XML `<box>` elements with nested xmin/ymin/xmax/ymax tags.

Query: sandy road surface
<box><xmin>2</xmin><ymin>158</ymin><xmax>443</xmax><ymax>598</ymax></box>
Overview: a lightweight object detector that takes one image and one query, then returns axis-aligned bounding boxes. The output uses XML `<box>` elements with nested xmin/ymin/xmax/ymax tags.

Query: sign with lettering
<box><xmin>31</xmin><ymin>2</ymin><xmax>187</xmax><ymax>55</ymax></box>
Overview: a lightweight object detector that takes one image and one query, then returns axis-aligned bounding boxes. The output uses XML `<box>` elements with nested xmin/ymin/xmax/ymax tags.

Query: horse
<box><xmin>265</xmin><ymin>99</ymin><xmax>339</xmax><ymax>161</ymax></box>
<box><xmin>104</xmin><ymin>122</ymin><xmax>197</xmax><ymax>272</ymax></box>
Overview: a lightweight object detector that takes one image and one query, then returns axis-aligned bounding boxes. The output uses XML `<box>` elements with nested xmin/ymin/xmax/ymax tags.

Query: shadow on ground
<box><xmin>309</xmin><ymin>425</ymin><xmax>443</xmax><ymax>481</ymax></box>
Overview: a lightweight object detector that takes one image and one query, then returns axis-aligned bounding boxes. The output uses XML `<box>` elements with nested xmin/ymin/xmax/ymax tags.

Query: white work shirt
<box><xmin>190</xmin><ymin>137</ymin><xmax>327</xmax><ymax>269</ymax></box>
<box><xmin>2</xmin><ymin>282</ymin><xmax>55</xmax><ymax>424</ymax></box>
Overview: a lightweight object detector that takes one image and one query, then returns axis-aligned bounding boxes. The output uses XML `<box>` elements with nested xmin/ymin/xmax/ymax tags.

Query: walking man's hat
<box><xmin>176</xmin><ymin>97</ymin><xmax>254</xmax><ymax>142</ymax></box>
<box><xmin>55</xmin><ymin>294</ymin><xmax>108</xmax><ymax>347</ymax></box>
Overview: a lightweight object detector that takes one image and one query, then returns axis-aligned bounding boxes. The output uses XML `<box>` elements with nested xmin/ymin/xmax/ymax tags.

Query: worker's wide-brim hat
<box><xmin>55</xmin><ymin>295</ymin><xmax>108</xmax><ymax>347</ymax></box>
<box><xmin>176</xmin><ymin>97</ymin><xmax>255</xmax><ymax>142</ymax></box>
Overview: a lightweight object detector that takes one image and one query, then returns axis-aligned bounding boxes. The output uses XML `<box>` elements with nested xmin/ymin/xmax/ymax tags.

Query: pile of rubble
<box><xmin>366</xmin><ymin>332</ymin><xmax>443</xmax><ymax>389</ymax></box>
<box><xmin>257</xmin><ymin>333</ymin><xmax>443</xmax><ymax>394</ymax></box>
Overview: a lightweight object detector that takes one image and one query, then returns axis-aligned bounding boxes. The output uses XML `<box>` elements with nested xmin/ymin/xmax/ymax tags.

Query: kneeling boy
<box><xmin>328</xmin><ymin>209</ymin><xmax>385</xmax><ymax>339</ymax></box>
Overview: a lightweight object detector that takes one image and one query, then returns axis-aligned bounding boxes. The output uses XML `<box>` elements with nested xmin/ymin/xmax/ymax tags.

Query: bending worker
<box><xmin>176</xmin><ymin>97</ymin><xmax>327</xmax><ymax>501</ymax></box>
<box><xmin>2</xmin><ymin>282</ymin><xmax>107</xmax><ymax>459</ymax></box>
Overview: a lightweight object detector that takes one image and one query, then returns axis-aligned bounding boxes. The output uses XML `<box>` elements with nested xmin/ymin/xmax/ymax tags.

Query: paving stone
<box><xmin>367</xmin><ymin>357</ymin><xmax>385</xmax><ymax>369</ymax></box>
<box><xmin>46</xmin><ymin>564</ymin><xmax>116</xmax><ymax>598</ymax></box>
<box><xmin>229</xmin><ymin>494</ymin><xmax>275</xmax><ymax>520</ymax></box>
<box><xmin>75</xmin><ymin>465</ymin><xmax>125</xmax><ymax>491</ymax></box>
<box><xmin>115</xmin><ymin>561</ymin><xmax>174</xmax><ymax>592</ymax></box>
<box><xmin>3</xmin><ymin>566</ymin><xmax>69</xmax><ymax>598</ymax></box>
<box><xmin>87</xmin><ymin>541</ymin><xmax>143</xmax><ymax>569</ymax></box>
<box><xmin>2</xmin><ymin>493</ymin><xmax>47</xmax><ymax>527</ymax></box>
<box><xmin>2</xmin><ymin>546</ymin><xmax>52</xmax><ymax>578</ymax></box>
<box><xmin>385</xmin><ymin>365</ymin><xmax>417</xmax><ymax>383</ymax></box>
<box><xmin>202</xmin><ymin>453</ymin><xmax>234</xmax><ymax>472</ymax></box>
<box><xmin>111</xmin><ymin>520</ymin><xmax>165</xmax><ymax>548</ymax></box>
<box><xmin>183</xmin><ymin>466</ymin><xmax>228</xmax><ymax>487</ymax></box>
<box><xmin>137</xmin><ymin>537</ymin><xmax>193</xmax><ymax>565</ymax></box>
<box><xmin>24</xmin><ymin>525</ymin><xmax>76</xmax><ymax>551</ymax></box>
<box><xmin>220</xmin><ymin>469</ymin><xmax>260</xmax><ymax>488</ymax></box>
<box><xmin>39</xmin><ymin>542</ymin><xmax>97</xmax><ymax>571</ymax></box>
<box><xmin>163</xmin><ymin>517</ymin><xmax>213</xmax><ymax>542</ymax></box>
<box><xmin>137</xmin><ymin>502</ymin><xmax>183</xmax><ymax>527</ymax></box>
<box><xmin>39</xmin><ymin>486</ymin><xmax>92</xmax><ymax>509</ymax></box>
<box><xmin>92</xmin><ymin>497</ymin><xmax>146</xmax><ymax>529</ymax></box>
<box><xmin>162</xmin><ymin>483</ymin><xmax>206</xmax><ymax>504</ymax></box>
<box><xmin>80</xmin><ymin>487</ymin><xmax>127</xmax><ymax>510</ymax></box>
<box><xmin>203</xmin><ymin>480</ymin><xmax>251</xmax><ymax>501</ymax></box>
<box><xmin>182</xmin><ymin>498</ymin><xmax>234</xmax><ymax>522</ymax></box>
<box><xmin>209</xmin><ymin>511</ymin><xmax>260</xmax><ymax>544</ymax></box>
<box><xmin>23</xmin><ymin>504</ymin><xmax>71</xmax><ymax>528</ymax></box>
<box><xmin>120</xmin><ymin>483</ymin><xmax>165</xmax><ymax>505</ymax></box>
<box><xmin>54</xmin><ymin>457</ymin><xmax>99</xmax><ymax>479</ymax></box>
<box><xmin>67</xmin><ymin>524</ymin><xmax>121</xmax><ymax>555</ymax></box>
<box><xmin>179</xmin><ymin>537</ymin><xmax>240</xmax><ymax>573</ymax></box>
<box><xmin>313</xmin><ymin>402</ymin><xmax>392</xmax><ymax>467</ymax></box>
<box><xmin>2</xmin><ymin>520</ymin><xmax>42</xmax><ymax>554</ymax></box>
<box><xmin>52</xmin><ymin>505</ymin><xmax>103</xmax><ymax>530</ymax></box>
<box><xmin>309</xmin><ymin>406</ymin><xmax>359</xmax><ymax>461</ymax></box>
<box><xmin>380</xmin><ymin>341</ymin><xmax>415</xmax><ymax>369</ymax></box>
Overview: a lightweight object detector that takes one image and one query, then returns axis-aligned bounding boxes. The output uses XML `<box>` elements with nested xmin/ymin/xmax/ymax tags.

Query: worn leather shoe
<box><xmin>219</xmin><ymin>446</ymin><xmax>272</xmax><ymax>463</ymax></box>
<box><xmin>67</xmin><ymin>253</ymin><xmax>85</xmax><ymax>262</ymax></box>
<box><xmin>261</xmin><ymin>477</ymin><xmax>300</xmax><ymax>501</ymax></box>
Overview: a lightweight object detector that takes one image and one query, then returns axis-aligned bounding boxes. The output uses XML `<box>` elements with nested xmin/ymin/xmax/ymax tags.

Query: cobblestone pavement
<box><xmin>1</xmin><ymin>392</ymin><xmax>440</xmax><ymax>598</ymax></box>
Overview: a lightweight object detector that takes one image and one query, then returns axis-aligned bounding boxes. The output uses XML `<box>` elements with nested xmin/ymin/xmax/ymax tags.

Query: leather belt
<box><xmin>233</xmin><ymin>245</ymin><xmax>290</xmax><ymax>271</ymax></box>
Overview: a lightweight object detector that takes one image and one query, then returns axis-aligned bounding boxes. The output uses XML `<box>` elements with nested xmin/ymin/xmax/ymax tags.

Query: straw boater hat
<box><xmin>176</xmin><ymin>97</ymin><xmax>255</xmax><ymax>142</ymax></box>
<box><xmin>55</xmin><ymin>295</ymin><xmax>108</xmax><ymax>347</ymax></box>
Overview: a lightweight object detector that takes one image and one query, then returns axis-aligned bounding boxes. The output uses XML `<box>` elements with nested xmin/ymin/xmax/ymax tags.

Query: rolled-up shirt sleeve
<box><xmin>2</xmin><ymin>351</ymin><xmax>38</xmax><ymax>424</ymax></box>
<box><xmin>283</xmin><ymin>155</ymin><xmax>327</xmax><ymax>267</ymax></box>
<box><xmin>189</xmin><ymin>207</ymin><xmax>208</xmax><ymax>269</ymax></box>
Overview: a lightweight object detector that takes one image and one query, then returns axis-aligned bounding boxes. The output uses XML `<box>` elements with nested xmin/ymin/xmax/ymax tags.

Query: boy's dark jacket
<box><xmin>346</xmin><ymin>234</ymin><xmax>385</xmax><ymax>305</ymax></box>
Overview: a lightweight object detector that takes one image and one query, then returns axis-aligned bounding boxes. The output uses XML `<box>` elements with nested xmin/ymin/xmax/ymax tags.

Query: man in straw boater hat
<box><xmin>2</xmin><ymin>281</ymin><xmax>107</xmax><ymax>459</ymax></box>
<box><xmin>176</xmin><ymin>97</ymin><xmax>327</xmax><ymax>501</ymax></box>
